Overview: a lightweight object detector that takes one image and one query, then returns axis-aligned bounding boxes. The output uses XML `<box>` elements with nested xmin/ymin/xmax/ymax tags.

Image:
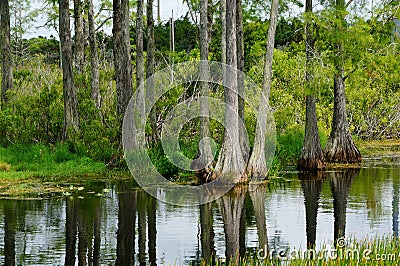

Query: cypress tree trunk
<box><xmin>297</xmin><ymin>0</ymin><xmax>326</xmax><ymax>170</ymax></box>
<box><xmin>86</xmin><ymin>0</ymin><xmax>101</xmax><ymax>109</ymax></box>
<box><xmin>324</xmin><ymin>71</ymin><xmax>362</xmax><ymax>163</ymax></box>
<box><xmin>136</xmin><ymin>0</ymin><xmax>144</xmax><ymax>89</ymax></box>
<box><xmin>236</xmin><ymin>0</ymin><xmax>250</xmax><ymax>163</ymax></box>
<box><xmin>193</xmin><ymin>0</ymin><xmax>214</xmax><ymax>175</ymax></box>
<box><xmin>324</xmin><ymin>0</ymin><xmax>361</xmax><ymax>164</ymax></box>
<box><xmin>298</xmin><ymin>96</ymin><xmax>326</xmax><ymax>169</ymax></box>
<box><xmin>60</xmin><ymin>0</ymin><xmax>80</xmax><ymax>141</ymax></box>
<box><xmin>221</xmin><ymin>0</ymin><xmax>226</xmax><ymax>65</ymax></box>
<box><xmin>207</xmin><ymin>0</ymin><xmax>213</xmax><ymax>37</ymax></box>
<box><xmin>0</xmin><ymin>0</ymin><xmax>13</xmax><ymax>105</ymax></box>
<box><xmin>146</xmin><ymin>0</ymin><xmax>157</xmax><ymax>144</ymax></box>
<box><xmin>113</xmin><ymin>0</ymin><xmax>133</xmax><ymax>120</ymax></box>
<box><xmin>74</xmin><ymin>0</ymin><xmax>85</xmax><ymax>73</ymax></box>
<box><xmin>392</xmin><ymin>0</ymin><xmax>400</xmax><ymax>42</ymax></box>
<box><xmin>213</xmin><ymin>0</ymin><xmax>245</xmax><ymax>183</ymax></box>
<box><xmin>246</xmin><ymin>0</ymin><xmax>279</xmax><ymax>179</ymax></box>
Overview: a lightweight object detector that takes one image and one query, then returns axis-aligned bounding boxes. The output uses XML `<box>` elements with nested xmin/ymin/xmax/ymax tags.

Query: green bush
<box><xmin>276</xmin><ymin>125</ymin><xmax>305</xmax><ymax>167</ymax></box>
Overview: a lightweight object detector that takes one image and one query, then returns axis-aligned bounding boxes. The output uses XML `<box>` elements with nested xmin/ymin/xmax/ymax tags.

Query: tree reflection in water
<box><xmin>199</xmin><ymin>201</ymin><xmax>216</xmax><ymax>265</ymax></box>
<box><xmin>147</xmin><ymin>194</ymin><xmax>157</xmax><ymax>266</ymax></box>
<box><xmin>3</xmin><ymin>166</ymin><xmax>399</xmax><ymax>265</ymax></box>
<box><xmin>115</xmin><ymin>184</ymin><xmax>137</xmax><ymax>266</ymax></box>
<box><xmin>299</xmin><ymin>171</ymin><xmax>325</xmax><ymax>250</ymax></box>
<box><xmin>115</xmin><ymin>184</ymin><xmax>157</xmax><ymax>266</ymax></box>
<box><xmin>330</xmin><ymin>168</ymin><xmax>359</xmax><ymax>243</ymax></box>
<box><xmin>4</xmin><ymin>200</ymin><xmax>16</xmax><ymax>266</ymax></box>
<box><xmin>65</xmin><ymin>198</ymin><xmax>77</xmax><ymax>266</ymax></box>
<box><xmin>392</xmin><ymin>168</ymin><xmax>399</xmax><ymax>237</ymax></box>
<box><xmin>137</xmin><ymin>190</ymin><xmax>147</xmax><ymax>266</ymax></box>
<box><xmin>218</xmin><ymin>185</ymin><xmax>247</xmax><ymax>264</ymax></box>
<box><xmin>65</xmin><ymin>191</ymin><xmax>102</xmax><ymax>266</ymax></box>
<box><xmin>249</xmin><ymin>182</ymin><xmax>268</xmax><ymax>251</ymax></box>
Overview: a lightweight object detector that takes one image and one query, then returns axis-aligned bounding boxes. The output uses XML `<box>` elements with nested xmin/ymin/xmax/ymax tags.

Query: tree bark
<box><xmin>113</xmin><ymin>0</ymin><xmax>133</xmax><ymax>120</ymax></box>
<box><xmin>60</xmin><ymin>0</ymin><xmax>80</xmax><ymax>141</ymax></box>
<box><xmin>86</xmin><ymin>0</ymin><xmax>101</xmax><ymax>109</ymax></box>
<box><xmin>193</xmin><ymin>0</ymin><xmax>214</xmax><ymax>176</ymax></box>
<box><xmin>221</xmin><ymin>0</ymin><xmax>226</xmax><ymax>65</ymax></box>
<box><xmin>324</xmin><ymin>0</ymin><xmax>361</xmax><ymax>164</ymax></box>
<box><xmin>146</xmin><ymin>0</ymin><xmax>157</xmax><ymax>144</ymax></box>
<box><xmin>324</xmin><ymin>71</ymin><xmax>362</xmax><ymax>164</ymax></box>
<box><xmin>392</xmin><ymin>0</ymin><xmax>400</xmax><ymax>42</ymax></box>
<box><xmin>74</xmin><ymin>0</ymin><xmax>85</xmax><ymax>73</ymax></box>
<box><xmin>298</xmin><ymin>96</ymin><xmax>326</xmax><ymax>169</ymax></box>
<box><xmin>246</xmin><ymin>0</ymin><xmax>279</xmax><ymax>179</ymax></box>
<box><xmin>213</xmin><ymin>0</ymin><xmax>245</xmax><ymax>183</ymax></box>
<box><xmin>297</xmin><ymin>0</ymin><xmax>326</xmax><ymax>170</ymax></box>
<box><xmin>0</xmin><ymin>0</ymin><xmax>13</xmax><ymax>105</ymax></box>
<box><xmin>136</xmin><ymin>0</ymin><xmax>144</xmax><ymax>89</ymax></box>
<box><xmin>236</xmin><ymin>0</ymin><xmax>250</xmax><ymax>162</ymax></box>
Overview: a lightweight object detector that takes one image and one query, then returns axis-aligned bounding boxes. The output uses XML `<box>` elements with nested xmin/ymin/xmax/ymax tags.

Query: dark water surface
<box><xmin>0</xmin><ymin>166</ymin><xmax>399</xmax><ymax>265</ymax></box>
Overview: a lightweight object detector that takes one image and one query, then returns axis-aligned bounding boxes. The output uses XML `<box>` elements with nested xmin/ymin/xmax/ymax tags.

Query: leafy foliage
<box><xmin>0</xmin><ymin>1</ymin><xmax>399</xmax><ymax>174</ymax></box>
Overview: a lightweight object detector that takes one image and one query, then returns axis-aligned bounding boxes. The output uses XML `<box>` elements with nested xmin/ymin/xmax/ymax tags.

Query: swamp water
<box><xmin>0</xmin><ymin>166</ymin><xmax>399</xmax><ymax>265</ymax></box>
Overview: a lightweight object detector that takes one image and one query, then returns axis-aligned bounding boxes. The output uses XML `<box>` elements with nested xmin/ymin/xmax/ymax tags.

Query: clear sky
<box><xmin>28</xmin><ymin>0</ymin><xmax>188</xmax><ymax>39</ymax></box>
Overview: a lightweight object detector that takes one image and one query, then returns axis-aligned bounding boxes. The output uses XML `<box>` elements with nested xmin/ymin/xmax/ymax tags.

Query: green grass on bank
<box><xmin>0</xmin><ymin>138</ymin><xmax>398</xmax><ymax>196</ymax></box>
<box><xmin>0</xmin><ymin>143</ymin><xmax>105</xmax><ymax>180</ymax></box>
<box><xmin>0</xmin><ymin>139</ymin><xmax>398</xmax><ymax>181</ymax></box>
<box><xmin>1</xmin><ymin>138</ymin><xmax>398</xmax><ymax>180</ymax></box>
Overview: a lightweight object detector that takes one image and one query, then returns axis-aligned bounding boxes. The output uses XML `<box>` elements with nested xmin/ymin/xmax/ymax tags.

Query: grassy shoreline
<box><xmin>0</xmin><ymin>143</ymin><xmax>133</xmax><ymax>197</ymax></box>
<box><xmin>0</xmin><ymin>139</ymin><xmax>398</xmax><ymax>197</ymax></box>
